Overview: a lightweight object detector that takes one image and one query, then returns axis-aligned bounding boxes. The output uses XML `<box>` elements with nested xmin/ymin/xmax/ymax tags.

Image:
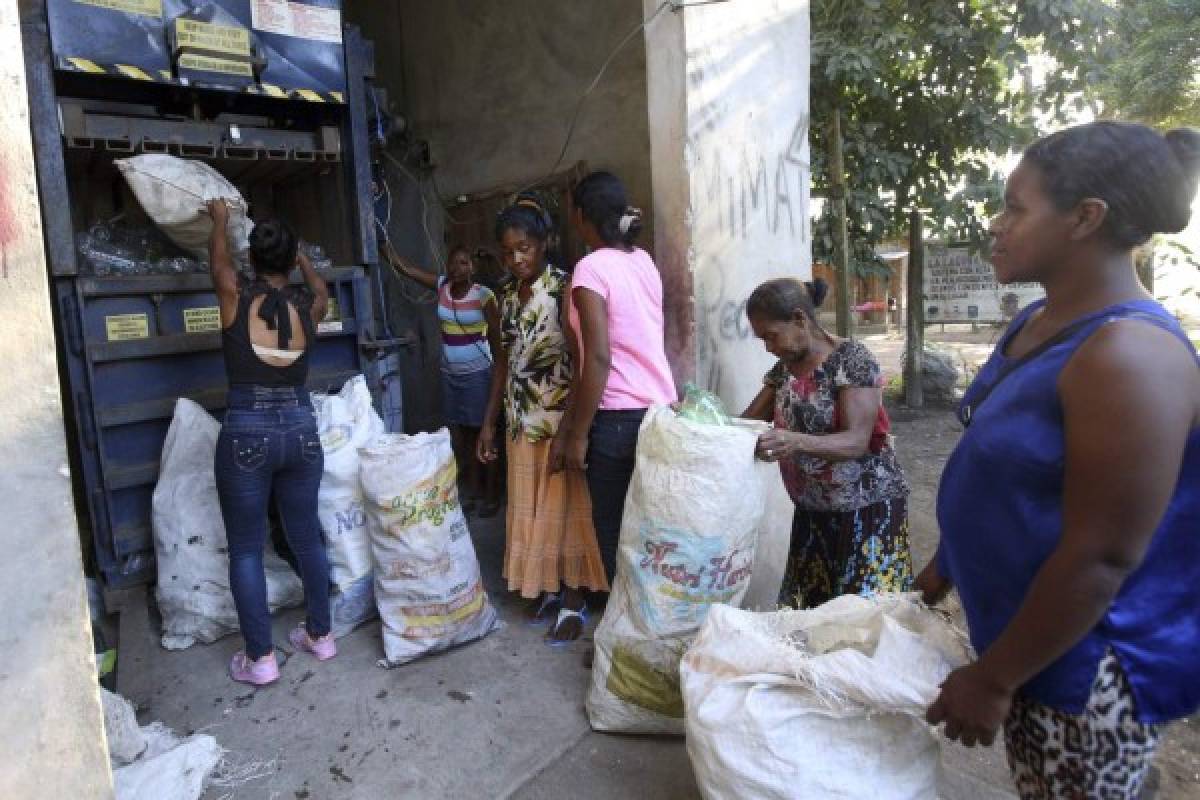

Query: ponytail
<box><xmin>573</xmin><ymin>171</ymin><xmax>641</xmax><ymax>248</ymax></box>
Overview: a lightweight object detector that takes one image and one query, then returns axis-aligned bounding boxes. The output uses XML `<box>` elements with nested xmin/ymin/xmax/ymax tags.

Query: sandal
<box><xmin>526</xmin><ymin>591</ymin><xmax>561</xmax><ymax>626</ymax></box>
<box><xmin>545</xmin><ymin>606</ymin><xmax>587</xmax><ymax>647</ymax></box>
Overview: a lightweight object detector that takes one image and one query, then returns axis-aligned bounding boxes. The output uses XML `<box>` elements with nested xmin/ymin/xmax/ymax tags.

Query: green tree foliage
<box><xmin>811</xmin><ymin>0</ymin><xmax>1029</xmax><ymax>274</ymax></box>
<box><xmin>1089</xmin><ymin>0</ymin><xmax>1200</xmax><ymax>128</ymax></box>
<box><xmin>811</xmin><ymin>0</ymin><xmax>1200</xmax><ymax>275</ymax></box>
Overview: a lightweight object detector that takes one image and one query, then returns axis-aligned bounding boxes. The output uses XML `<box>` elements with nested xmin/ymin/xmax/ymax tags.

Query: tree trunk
<box><xmin>829</xmin><ymin>108</ymin><xmax>852</xmax><ymax>337</ymax></box>
<box><xmin>904</xmin><ymin>209</ymin><xmax>925</xmax><ymax>408</ymax></box>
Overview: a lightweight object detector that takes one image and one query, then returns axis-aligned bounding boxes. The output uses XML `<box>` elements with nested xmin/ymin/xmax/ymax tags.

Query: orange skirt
<box><xmin>504</xmin><ymin>437</ymin><xmax>609</xmax><ymax>598</ymax></box>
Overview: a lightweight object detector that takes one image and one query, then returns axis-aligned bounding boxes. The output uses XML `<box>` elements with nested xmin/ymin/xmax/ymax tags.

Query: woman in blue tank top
<box><xmin>919</xmin><ymin>122</ymin><xmax>1200</xmax><ymax>798</ymax></box>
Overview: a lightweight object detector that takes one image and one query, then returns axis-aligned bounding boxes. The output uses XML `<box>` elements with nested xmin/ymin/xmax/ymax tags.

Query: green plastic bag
<box><xmin>676</xmin><ymin>383</ymin><xmax>731</xmax><ymax>426</ymax></box>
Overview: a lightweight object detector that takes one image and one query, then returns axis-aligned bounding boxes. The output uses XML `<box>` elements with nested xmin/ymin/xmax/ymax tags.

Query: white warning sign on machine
<box><xmin>252</xmin><ymin>0</ymin><xmax>342</xmax><ymax>43</ymax></box>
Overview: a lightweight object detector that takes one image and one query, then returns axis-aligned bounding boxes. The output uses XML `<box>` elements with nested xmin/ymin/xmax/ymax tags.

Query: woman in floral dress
<box><xmin>742</xmin><ymin>277</ymin><xmax>912</xmax><ymax>609</ymax></box>
<box><xmin>478</xmin><ymin>196</ymin><xmax>608</xmax><ymax>643</ymax></box>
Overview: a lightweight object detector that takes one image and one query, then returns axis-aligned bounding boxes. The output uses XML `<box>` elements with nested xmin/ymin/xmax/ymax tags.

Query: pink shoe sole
<box><xmin>289</xmin><ymin>626</ymin><xmax>337</xmax><ymax>661</ymax></box>
<box><xmin>230</xmin><ymin>651</ymin><xmax>279</xmax><ymax>686</ymax></box>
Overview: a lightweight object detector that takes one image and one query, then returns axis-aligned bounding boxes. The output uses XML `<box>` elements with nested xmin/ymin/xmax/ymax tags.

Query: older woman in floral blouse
<box><xmin>742</xmin><ymin>277</ymin><xmax>913</xmax><ymax>609</ymax></box>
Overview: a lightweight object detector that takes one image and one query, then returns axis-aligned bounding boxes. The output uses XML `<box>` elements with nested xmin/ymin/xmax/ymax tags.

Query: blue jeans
<box><xmin>586</xmin><ymin>409</ymin><xmax>647</xmax><ymax>583</ymax></box>
<box><xmin>215</xmin><ymin>386</ymin><xmax>330</xmax><ymax>659</ymax></box>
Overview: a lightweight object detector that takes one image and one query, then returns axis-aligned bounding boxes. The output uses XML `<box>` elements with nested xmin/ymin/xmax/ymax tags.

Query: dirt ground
<box><xmin>873</xmin><ymin>326</ymin><xmax>1200</xmax><ymax>799</ymax></box>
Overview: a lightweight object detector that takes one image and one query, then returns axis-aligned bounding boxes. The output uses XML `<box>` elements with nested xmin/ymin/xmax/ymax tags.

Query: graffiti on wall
<box><xmin>689</xmin><ymin>115</ymin><xmax>811</xmax><ymax>397</ymax></box>
<box><xmin>688</xmin><ymin>115</ymin><xmax>810</xmax><ymax>244</ymax></box>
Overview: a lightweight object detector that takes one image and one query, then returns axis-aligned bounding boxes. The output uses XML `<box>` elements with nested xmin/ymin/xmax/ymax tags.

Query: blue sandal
<box><xmin>545</xmin><ymin>606</ymin><xmax>587</xmax><ymax>647</ymax></box>
<box><xmin>526</xmin><ymin>591</ymin><xmax>561</xmax><ymax>626</ymax></box>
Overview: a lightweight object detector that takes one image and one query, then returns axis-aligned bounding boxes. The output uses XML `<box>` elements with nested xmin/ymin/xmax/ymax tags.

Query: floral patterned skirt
<box><xmin>778</xmin><ymin>496</ymin><xmax>913</xmax><ymax>609</ymax></box>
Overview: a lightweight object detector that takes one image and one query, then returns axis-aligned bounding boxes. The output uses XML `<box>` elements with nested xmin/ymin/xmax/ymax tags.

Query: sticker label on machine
<box><xmin>105</xmin><ymin>313</ymin><xmax>150</xmax><ymax>341</ymax></box>
<box><xmin>177</xmin><ymin>53</ymin><xmax>253</xmax><ymax>77</ymax></box>
<box><xmin>74</xmin><ymin>0</ymin><xmax>162</xmax><ymax>17</ymax></box>
<box><xmin>175</xmin><ymin>18</ymin><xmax>251</xmax><ymax>57</ymax></box>
<box><xmin>183</xmin><ymin>307</ymin><xmax>222</xmax><ymax>334</ymax></box>
<box><xmin>252</xmin><ymin>0</ymin><xmax>342</xmax><ymax>43</ymax></box>
<box><xmin>318</xmin><ymin>296</ymin><xmax>343</xmax><ymax>334</ymax></box>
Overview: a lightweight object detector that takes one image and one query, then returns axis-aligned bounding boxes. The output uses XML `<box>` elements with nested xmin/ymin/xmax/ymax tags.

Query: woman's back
<box><xmin>222</xmin><ymin>281</ymin><xmax>315</xmax><ymax>387</ymax></box>
<box><xmin>570</xmin><ymin>247</ymin><xmax>675</xmax><ymax>409</ymax></box>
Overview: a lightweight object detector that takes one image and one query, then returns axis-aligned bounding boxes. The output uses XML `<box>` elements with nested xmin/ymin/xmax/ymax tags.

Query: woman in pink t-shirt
<box><xmin>554</xmin><ymin>171</ymin><xmax>677</xmax><ymax>584</ymax></box>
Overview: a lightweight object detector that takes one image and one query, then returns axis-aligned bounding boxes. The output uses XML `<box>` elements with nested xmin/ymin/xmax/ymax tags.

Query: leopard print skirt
<box><xmin>1004</xmin><ymin>650</ymin><xmax>1161</xmax><ymax>799</ymax></box>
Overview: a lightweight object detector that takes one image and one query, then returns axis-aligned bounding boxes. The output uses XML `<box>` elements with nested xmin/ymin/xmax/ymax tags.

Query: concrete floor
<box><xmin>117</xmin><ymin>511</ymin><xmax>1017</xmax><ymax>800</ymax></box>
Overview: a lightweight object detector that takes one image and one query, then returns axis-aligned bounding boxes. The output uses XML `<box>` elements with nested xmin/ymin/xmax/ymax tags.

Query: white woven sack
<box><xmin>117</xmin><ymin>154</ymin><xmax>253</xmax><ymax>259</ymax></box>
<box><xmin>360</xmin><ymin>429</ymin><xmax>500</xmax><ymax>666</ymax></box>
<box><xmin>586</xmin><ymin>407</ymin><xmax>766</xmax><ymax>734</ymax></box>
<box><xmin>680</xmin><ymin>594</ymin><xmax>971</xmax><ymax>800</ymax></box>
<box><xmin>313</xmin><ymin>376</ymin><xmax>383</xmax><ymax>636</ymax></box>
<box><xmin>152</xmin><ymin>399</ymin><xmax>303</xmax><ymax>650</ymax></box>
<box><xmin>101</xmin><ymin>688</ymin><xmax>145</xmax><ymax>767</ymax></box>
<box><xmin>112</xmin><ymin>733</ymin><xmax>221</xmax><ymax>800</ymax></box>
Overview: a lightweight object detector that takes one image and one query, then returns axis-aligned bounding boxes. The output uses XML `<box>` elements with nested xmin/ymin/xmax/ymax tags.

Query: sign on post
<box><xmin>924</xmin><ymin>243</ymin><xmax>1042</xmax><ymax>324</ymax></box>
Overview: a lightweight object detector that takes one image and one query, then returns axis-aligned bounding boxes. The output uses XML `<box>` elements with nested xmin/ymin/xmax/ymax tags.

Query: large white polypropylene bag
<box><xmin>152</xmin><ymin>399</ymin><xmax>303</xmax><ymax>650</ymax></box>
<box><xmin>741</xmin><ymin>469</ymin><xmax>796</xmax><ymax>610</ymax></box>
<box><xmin>113</xmin><ymin>733</ymin><xmax>222</xmax><ymax>800</ymax></box>
<box><xmin>313</xmin><ymin>375</ymin><xmax>384</xmax><ymax>636</ymax></box>
<box><xmin>117</xmin><ymin>154</ymin><xmax>253</xmax><ymax>259</ymax></box>
<box><xmin>360</xmin><ymin>429</ymin><xmax>500</xmax><ymax>666</ymax></box>
<box><xmin>102</xmin><ymin>688</ymin><xmax>146</xmax><ymax>767</ymax></box>
<box><xmin>680</xmin><ymin>595</ymin><xmax>972</xmax><ymax>800</ymax></box>
<box><xmin>586</xmin><ymin>407</ymin><xmax>766</xmax><ymax>734</ymax></box>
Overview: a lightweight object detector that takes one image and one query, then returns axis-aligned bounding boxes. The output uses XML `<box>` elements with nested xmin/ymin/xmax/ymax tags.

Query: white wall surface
<box><xmin>644</xmin><ymin>0</ymin><xmax>811</xmax><ymax>608</ymax></box>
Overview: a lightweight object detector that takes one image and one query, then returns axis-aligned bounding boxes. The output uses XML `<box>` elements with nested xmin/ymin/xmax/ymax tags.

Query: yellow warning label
<box><xmin>105</xmin><ymin>314</ymin><xmax>150</xmax><ymax>342</ymax></box>
<box><xmin>75</xmin><ymin>0</ymin><xmax>162</xmax><ymax>16</ymax></box>
<box><xmin>175</xmin><ymin>18</ymin><xmax>251</xmax><ymax>57</ymax></box>
<box><xmin>183</xmin><ymin>307</ymin><xmax>222</xmax><ymax>334</ymax></box>
<box><xmin>178</xmin><ymin>53</ymin><xmax>253</xmax><ymax>77</ymax></box>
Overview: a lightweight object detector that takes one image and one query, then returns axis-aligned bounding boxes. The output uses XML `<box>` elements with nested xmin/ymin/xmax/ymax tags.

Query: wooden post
<box><xmin>904</xmin><ymin>209</ymin><xmax>925</xmax><ymax>407</ymax></box>
<box><xmin>829</xmin><ymin>107</ymin><xmax>852</xmax><ymax>337</ymax></box>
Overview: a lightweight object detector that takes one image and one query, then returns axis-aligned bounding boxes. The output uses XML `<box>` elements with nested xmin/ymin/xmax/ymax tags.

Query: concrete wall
<box><xmin>347</xmin><ymin>0</ymin><xmax>655</xmax><ymax>252</ymax></box>
<box><xmin>341</xmin><ymin>0</ymin><xmax>658</xmax><ymax>430</ymax></box>
<box><xmin>644</xmin><ymin>0</ymin><xmax>811</xmax><ymax>608</ymax></box>
<box><xmin>646</xmin><ymin>0</ymin><xmax>812</xmax><ymax>406</ymax></box>
<box><xmin>2</xmin><ymin>2</ymin><xmax>112</xmax><ymax>797</ymax></box>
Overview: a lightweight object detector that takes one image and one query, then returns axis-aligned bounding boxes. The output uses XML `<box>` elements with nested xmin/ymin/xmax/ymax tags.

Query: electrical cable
<box><xmin>377</xmin><ymin>0</ymin><xmax>734</xmax><ymax>275</ymax></box>
<box><xmin>374</xmin><ymin>166</ymin><xmax>494</xmax><ymax>363</ymax></box>
<box><xmin>368</xmin><ymin>83</ymin><xmax>387</xmax><ymax>146</ymax></box>
<box><xmin>370</xmin><ymin>179</ymin><xmax>398</xmax><ymax>338</ymax></box>
<box><xmin>514</xmin><ymin>0</ymin><xmax>702</xmax><ymax>194</ymax></box>
<box><xmin>379</xmin><ymin>151</ymin><xmax>445</xmax><ymax>270</ymax></box>
<box><xmin>430</xmin><ymin>0</ymin><xmax>732</xmax><ymax>216</ymax></box>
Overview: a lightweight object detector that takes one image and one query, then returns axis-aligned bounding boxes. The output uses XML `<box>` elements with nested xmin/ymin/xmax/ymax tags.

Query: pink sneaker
<box><xmin>289</xmin><ymin>625</ymin><xmax>337</xmax><ymax>661</ymax></box>
<box><xmin>229</xmin><ymin>651</ymin><xmax>279</xmax><ymax>686</ymax></box>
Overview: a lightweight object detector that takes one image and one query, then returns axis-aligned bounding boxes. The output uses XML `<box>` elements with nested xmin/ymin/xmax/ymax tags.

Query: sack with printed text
<box><xmin>586</xmin><ymin>406</ymin><xmax>767</xmax><ymax>734</ymax></box>
<box><xmin>313</xmin><ymin>375</ymin><xmax>383</xmax><ymax>636</ymax></box>
<box><xmin>360</xmin><ymin>429</ymin><xmax>500</xmax><ymax>666</ymax></box>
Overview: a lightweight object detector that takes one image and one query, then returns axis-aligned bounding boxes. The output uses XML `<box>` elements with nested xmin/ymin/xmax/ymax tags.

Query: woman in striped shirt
<box><xmin>383</xmin><ymin>242</ymin><xmax>502</xmax><ymax>516</ymax></box>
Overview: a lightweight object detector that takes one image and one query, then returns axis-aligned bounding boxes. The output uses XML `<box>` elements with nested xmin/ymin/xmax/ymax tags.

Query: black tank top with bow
<box><xmin>221</xmin><ymin>279</ymin><xmax>317</xmax><ymax>387</ymax></box>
